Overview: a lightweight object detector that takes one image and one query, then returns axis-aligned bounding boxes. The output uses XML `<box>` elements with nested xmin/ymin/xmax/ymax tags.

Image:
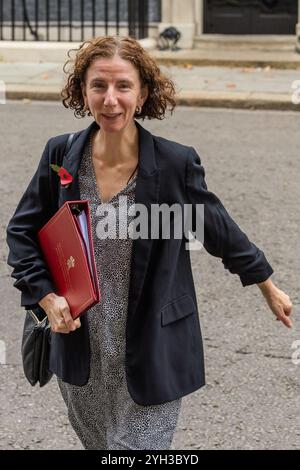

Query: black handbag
<box><xmin>20</xmin><ymin>132</ymin><xmax>75</xmax><ymax>387</ymax></box>
<box><xmin>21</xmin><ymin>307</ymin><xmax>53</xmax><ymax>387</ymax></box>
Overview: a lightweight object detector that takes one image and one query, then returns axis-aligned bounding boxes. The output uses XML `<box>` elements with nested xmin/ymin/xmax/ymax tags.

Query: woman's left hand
<box><xmin>257</xmin><ymin>279</ymin><xmax>293</xmax><ymax>328</ymax></box>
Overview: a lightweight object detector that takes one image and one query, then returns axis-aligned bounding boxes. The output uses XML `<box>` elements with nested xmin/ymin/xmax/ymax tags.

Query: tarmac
<box><xmin>1</xmin><ymin>38</ymin><xmax>300</xmax><ymax>110</ymax></box>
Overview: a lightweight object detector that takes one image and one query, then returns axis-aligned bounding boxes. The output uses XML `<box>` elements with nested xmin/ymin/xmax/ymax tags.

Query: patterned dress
<box><xmin>57</xmin><ymin>134</ymin><xmax>182</xmax><ymax>450</ymax></box>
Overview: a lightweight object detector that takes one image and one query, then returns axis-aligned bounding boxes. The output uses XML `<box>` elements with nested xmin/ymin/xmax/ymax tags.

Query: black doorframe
<box><xmin>203</xmin><ymin>0</ymin><xmax>298</xmax><ymax>35</ymax></box>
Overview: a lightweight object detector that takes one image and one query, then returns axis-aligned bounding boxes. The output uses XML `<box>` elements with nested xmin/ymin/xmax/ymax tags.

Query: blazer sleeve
<box><xmin>185</xmin><ymin>146</ymin><xmax>274</xmax><ymax>286</ymax></box>
<box><xmin>6</xmin><ymin>139</ymin><xmax>58</xmax><ymax>309</ymax></box>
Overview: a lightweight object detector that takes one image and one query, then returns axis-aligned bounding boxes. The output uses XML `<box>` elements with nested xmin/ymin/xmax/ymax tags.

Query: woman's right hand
<box><xmin>38</xmin><ymin>292</ymin><xmax>81</xmax><ymax>333</ymax></box>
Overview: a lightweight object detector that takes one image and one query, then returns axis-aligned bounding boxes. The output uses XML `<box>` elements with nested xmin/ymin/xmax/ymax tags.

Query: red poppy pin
<box><xmin>50</xmin><ymin>164</ymin><xmax>73</xmax><ymax>188</ymax></box>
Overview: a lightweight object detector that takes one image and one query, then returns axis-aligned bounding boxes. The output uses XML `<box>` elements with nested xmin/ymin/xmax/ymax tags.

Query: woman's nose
<box><xmin>103</xmin><ymin>87</ymin><xmax>118</xmax><ymax>106</ymax></box>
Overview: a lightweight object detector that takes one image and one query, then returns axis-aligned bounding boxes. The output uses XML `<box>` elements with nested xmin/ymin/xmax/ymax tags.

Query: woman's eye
<box><xmin>91</xmin><ymin>82</ymin><xmax>105</xmax><ymax>89</ymax></box>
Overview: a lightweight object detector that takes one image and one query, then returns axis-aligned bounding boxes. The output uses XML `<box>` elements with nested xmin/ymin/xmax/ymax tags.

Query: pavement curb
<box><xmin>5</xmin><ymin>85</ymin><xmax>300</xmax><ymax>111</ymax></box>
<box><xmin>154</xmin><ymin>57</ymin><xmax>300</xmax><ymax>70</ymax></box>
<box><xmin>6</xmin><ymin>85</ymin><xmax>62</xmax><ymax>101</ymax></box>
<box><xmin>177</xmin><ymin>91</ymin><xmax>300</xmax><ymax>111</ymax></box>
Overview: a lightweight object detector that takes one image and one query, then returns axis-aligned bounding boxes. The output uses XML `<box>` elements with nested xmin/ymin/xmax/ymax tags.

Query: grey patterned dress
<box><xmin>57</xmin><ymin>134</ymin><xmax>182</xmax><ymax>450</ymax></box>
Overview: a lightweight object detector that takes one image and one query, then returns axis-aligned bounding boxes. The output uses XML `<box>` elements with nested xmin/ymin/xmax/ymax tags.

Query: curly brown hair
<box><xmin>61</xmin><ymin>36</ymin><xmax>177</xmax><ymax>120</ymax></box>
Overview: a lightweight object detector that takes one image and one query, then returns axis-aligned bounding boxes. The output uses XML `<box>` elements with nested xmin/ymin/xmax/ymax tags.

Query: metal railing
<box><xmin>0</xmin><ymin>0</ymin><xmax>150</xmax><ymax>41</ymax></box>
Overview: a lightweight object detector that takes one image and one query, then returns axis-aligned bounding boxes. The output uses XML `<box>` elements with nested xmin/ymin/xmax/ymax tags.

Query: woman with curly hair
<box><xmin>6</xmin><ymin>36</ymin><xmax>292</xmax><ymax>450</ymax></box>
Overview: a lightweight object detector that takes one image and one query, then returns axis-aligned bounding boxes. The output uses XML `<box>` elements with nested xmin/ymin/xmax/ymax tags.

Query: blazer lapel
<box><xmin>58</xmin><ymin>120</ymin><xmax>98</xmax><ymax>206</ymax></box>
<box><xmin>127</xmin><ymin>122</ymin><xmax>160</xmax><ymax>323</ymax></box>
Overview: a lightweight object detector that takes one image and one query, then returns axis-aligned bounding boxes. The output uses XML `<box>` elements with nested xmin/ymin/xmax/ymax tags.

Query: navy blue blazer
<box><xmin>6</xmin><ymin>120</ymin><xmax>273</xmax><ymax>405</ymax></box>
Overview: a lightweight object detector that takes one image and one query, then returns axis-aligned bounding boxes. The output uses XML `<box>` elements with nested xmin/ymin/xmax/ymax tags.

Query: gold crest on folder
<box><xmin>67</xmin><ymin>256</ymin><xmax>75</xmax><ymax>270</ymax></box>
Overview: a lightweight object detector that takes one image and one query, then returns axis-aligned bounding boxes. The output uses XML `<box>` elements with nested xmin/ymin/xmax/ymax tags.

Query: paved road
<box><xmin>1</xmin><ymin>102</ymin><xmax>300</xmax><ymax>450</ymax></box>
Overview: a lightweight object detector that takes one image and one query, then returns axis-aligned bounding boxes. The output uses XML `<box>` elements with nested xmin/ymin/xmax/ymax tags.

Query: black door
<box><xmin>204</xmin><ymin>0</ymin><xmax>298</xmax><ymax>34</ymax></box>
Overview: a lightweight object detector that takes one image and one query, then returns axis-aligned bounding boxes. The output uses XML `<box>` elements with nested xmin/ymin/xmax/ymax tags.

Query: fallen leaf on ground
<box><xmin>241</xmin><ymin>67</ymin><xmax>256</xmax><ymax>73</ymax></box>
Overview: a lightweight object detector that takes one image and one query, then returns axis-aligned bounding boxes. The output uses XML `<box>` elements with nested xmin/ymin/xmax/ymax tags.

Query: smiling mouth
<box><xmin>102</xmin><ymin>113</ymin><xmax>122</xmax><ymax>119</ymax></box>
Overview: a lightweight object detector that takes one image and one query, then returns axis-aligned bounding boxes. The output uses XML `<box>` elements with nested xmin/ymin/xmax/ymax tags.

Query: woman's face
<box><xmin>81</xmin><ymin>54</ymin><xmax>148</xmax><ymax>134</ymax></box>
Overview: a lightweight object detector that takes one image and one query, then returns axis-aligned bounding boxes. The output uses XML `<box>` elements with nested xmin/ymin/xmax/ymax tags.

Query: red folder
<box><xmin>38</xmin><ymin>200</ymin><xmax>100</xmax><ymax>319</ymax></box>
